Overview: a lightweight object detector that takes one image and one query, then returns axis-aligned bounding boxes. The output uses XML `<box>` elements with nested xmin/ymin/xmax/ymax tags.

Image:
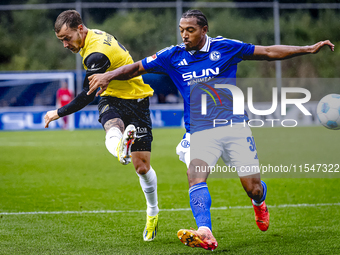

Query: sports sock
<box><xmin>137</xmin><ymin>167</ymin><xmax>159</xmax><ymax>216</ymax></box>
<box><xmin>252</xmin><ymin>180</ymin><xmax>267</xmax><ymax>206</ymax></box>
<box><xmin>189</xmin><ymin>182</ymin><xmax>212</xmax><ymax>230</ymax></box>
<box><xmin>105</xmin><ymin>127</ymin><xmax>122</xmax><ymax>157</ymax></box>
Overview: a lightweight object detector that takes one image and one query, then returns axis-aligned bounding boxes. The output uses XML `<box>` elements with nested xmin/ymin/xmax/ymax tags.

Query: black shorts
<box><xmin>98</xmin><ymin>96</ymin><xmax>153</xmax><ymax>152</ymax></box>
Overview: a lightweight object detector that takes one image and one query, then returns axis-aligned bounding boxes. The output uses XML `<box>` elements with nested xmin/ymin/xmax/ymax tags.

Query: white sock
<box><xmin>198</xmin><ymin>226</ymin><xmax>212</xmax><ymax>232</ymax></box>
<box><xmin>137</xmin><ymin>166</ymin><xmax>159</xmax><ymax>216</ymax></box>
<box><xmin>252</xmin><ymin>199</ymin><xmax>264</xmax><ymax>206</ymax></box>
<box><xmin>105</xmin><ymin>127</ymin><xmax>122</xmax><ymax>157</ymax></box>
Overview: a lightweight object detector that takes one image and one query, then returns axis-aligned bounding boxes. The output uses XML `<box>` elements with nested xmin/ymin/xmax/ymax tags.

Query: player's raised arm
<box><xmin>45</xmin><ymin>53</ymin><xmax>109</xmax><ymax>128</ymax></box>
<box><xmin>245</xmin><ymin>40</ymin><xmax>334</xmax><ymax>61</ymax></box>
<box><xmin>88</xmin><ymin>61</ymin><xmax>146</xmax><ymax>96</ymax></box>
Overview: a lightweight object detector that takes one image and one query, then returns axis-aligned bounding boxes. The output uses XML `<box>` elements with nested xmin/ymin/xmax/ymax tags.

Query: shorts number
<box><xmin>247</xmin><ymin>136</ymin><xmax>256</xmax><ymax>152</ymax></box>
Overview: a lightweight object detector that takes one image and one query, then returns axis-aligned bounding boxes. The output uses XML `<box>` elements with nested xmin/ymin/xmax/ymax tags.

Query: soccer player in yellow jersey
<box><xmin>44</xmin><ymin>10</ymin><xmax>158</xmax><ymax>241</ymax></box>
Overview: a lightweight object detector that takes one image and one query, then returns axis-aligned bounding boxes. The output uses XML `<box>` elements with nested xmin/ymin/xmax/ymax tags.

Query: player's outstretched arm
<box><xmin>246</xmin><ymin>40</ymin><xmax>334</xmax><ymax>61</ymax></box>
<box><xmin>87</xmin><ymin>61</ymin><xmax>146</xmax><ymax>96</ymax></box>
<box><xmin>44</xmin><ymin>109</ymin><xmax>60</xmax><ymax>128</ymax></box>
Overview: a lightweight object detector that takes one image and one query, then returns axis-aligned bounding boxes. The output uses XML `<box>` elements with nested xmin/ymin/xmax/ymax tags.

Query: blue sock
<box><xmin>189</xmin><ymin>182</ymin><xmax>212</xmax><ymax>230</ymax></box>
<box><xmin>253</xmin><ymin>180</ymin><xmax>267</xmax><ymax>204</ymax></box>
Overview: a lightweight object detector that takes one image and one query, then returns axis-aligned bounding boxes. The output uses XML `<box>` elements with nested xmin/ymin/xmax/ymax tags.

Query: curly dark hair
<box><xmin>182</xmin><ymin>9</ymin><xmax>209</xmax><ymax>30</ymax></box>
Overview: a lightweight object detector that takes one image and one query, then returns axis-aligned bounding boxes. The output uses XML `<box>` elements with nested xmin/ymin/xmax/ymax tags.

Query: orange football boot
<box><xmin>252</xmin><ymin>200</ymin><xmax>270</xmax><ymax>231</ymax></box>
<box><xmin>177</xmin><ymin>227</ymin><xmax>218</xmax><ymax>251</ymax></box>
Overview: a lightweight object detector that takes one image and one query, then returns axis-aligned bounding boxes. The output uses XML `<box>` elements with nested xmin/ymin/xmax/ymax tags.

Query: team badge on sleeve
<box><xmin>146</xmin><ymin>54</ymin><xmax>157</xmax><ymax>63</ymax></box>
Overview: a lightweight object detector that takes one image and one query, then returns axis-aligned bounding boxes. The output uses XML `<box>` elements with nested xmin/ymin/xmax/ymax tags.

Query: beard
<box><xmin>69</xmin><ymin>33</ymin><xmax>82</xmax><ymax>53</ymax></box>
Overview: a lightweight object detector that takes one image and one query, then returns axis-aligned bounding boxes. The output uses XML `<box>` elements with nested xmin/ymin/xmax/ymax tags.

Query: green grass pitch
<box><xmin>0</xmin><ymin>127</ymin><xmax>340</xmax><ymax>254</ymax></box>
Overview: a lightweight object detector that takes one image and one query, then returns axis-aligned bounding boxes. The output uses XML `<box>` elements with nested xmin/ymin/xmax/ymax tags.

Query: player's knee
<box><xmin>132</xmin><ymin>152</ymin><xmax>150</xmax><ymax>175</ymax></box>
<box><xmin>135</xmin><ymin>164</ymin><xmax>149</xmax><ymax>175</ymax></box>
<box><xmin>134</xmin><ymin>158</ymin><xmax>150</xmax><ymax>175</ymax></box>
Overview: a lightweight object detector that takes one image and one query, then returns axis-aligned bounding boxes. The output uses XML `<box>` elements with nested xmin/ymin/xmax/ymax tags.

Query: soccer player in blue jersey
<box><xmin>87</xmin><ymin>10</ymin><xmax>334</xmax><ymax>251</ymax></box>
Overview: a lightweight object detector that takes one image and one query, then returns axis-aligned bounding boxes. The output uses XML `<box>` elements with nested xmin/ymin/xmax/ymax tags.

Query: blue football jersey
<box><xmin>141</xmin><ymin>35</ymin><xmax>255</xmax><ymax>133</ymax></box>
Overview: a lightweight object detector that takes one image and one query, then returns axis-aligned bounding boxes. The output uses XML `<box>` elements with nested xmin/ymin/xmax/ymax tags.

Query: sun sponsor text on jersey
<box><xmin>183</xmin><ymin>67</ymin><xmax>220</xmax><ymax>85</ymax></box>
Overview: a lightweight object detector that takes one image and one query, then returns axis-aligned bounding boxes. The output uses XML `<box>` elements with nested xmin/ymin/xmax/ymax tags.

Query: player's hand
<box><xmin>88</xmin><ymin>73</ymin><xmax>110</xmax><ymax>97</ymax></box>
<box><xmin>310</xmin><ymin>40</ymin><xmax>334</xmax><ymax>53</ymax></box>
<box><xmin>44</xmin><ymin>110</ymin><xmax>60</xmax><ymax>128</ymax></box>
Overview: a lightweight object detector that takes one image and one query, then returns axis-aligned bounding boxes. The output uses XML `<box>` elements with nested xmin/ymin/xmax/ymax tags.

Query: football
<box><xmin>316</xmin><ymin>94</ymin><xmax>340</xmax><ymax>130</ymax></box>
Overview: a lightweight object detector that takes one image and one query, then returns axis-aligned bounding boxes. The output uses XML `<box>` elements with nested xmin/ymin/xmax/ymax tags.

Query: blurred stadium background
<box><xmin>1</xmin><ymin>1</ymin><xmax>340</xmax><ymax>254</ymax></box>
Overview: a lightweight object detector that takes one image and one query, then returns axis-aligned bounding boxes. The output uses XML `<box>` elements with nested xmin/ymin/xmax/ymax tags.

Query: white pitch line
<box><xmin>1</xmin><ymin>202</ymin><xmax>340</xmax><ymax>216</ymax></box>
